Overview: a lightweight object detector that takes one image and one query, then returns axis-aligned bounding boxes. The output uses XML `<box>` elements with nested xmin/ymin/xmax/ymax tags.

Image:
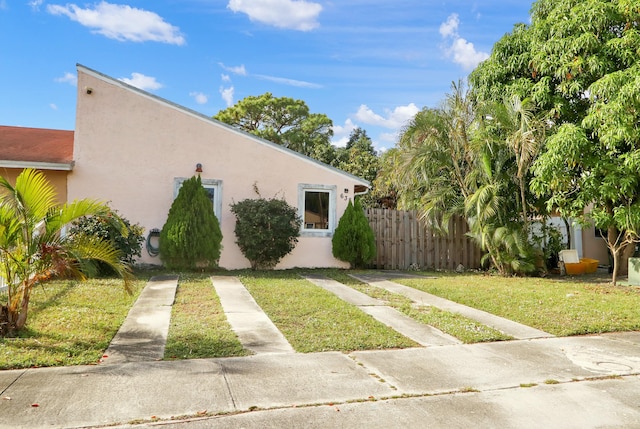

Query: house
<box><xmin>0</xmin><ymin>125</ymin><xmax>74</xmax><ymax>205</ymax></box>
<box><xmin>65</xmin><ymin>64</ymin><xmax>369</xmax><ymax>269</ymax></box>
<box><xmin>0</xmin><ymin>64</ymin><xmax>610</xmax><ymax>270</ymax></box>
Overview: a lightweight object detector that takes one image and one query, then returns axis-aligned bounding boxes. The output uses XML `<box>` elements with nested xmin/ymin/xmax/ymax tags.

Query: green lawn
<box><xmin>323</xmin><ymin>270</ymin><xmax>512</xmax><ymax>343</ymax></box>
<box><xmin>238</xmin><ymin>271</ymin><xmax>418</xmax><ymax>352</ymax></box>
<box><xmin>0</xmin><ymin>278</ymin><xmax>144</xmax><ymax>370</ymax></box>
<box><xmin>2</xmin><ymin>269</ymin><xmax>638</xmax><ymax>370</ymax></box>
<box><xmin>393</xmin><ymin>272</ymin><xmax>640</xmax><ymax>336</ymax></box>
<box><xmin>164</xmin><ymin>274</ymin><xmax>248</xmax><ymax>359</ymax></box>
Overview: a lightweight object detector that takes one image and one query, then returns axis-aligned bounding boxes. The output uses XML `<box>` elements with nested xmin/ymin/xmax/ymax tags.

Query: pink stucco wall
<box><xmin>68</xmin><ymin>66</ymin><xmax>368</xmax><ymax>270</ymax></box>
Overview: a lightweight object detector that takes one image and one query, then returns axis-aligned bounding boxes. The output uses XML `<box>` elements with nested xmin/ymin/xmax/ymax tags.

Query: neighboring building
<box><xmin>0</xmin><ymin>125</ymin><xmax>74</xmax><ymax>204</ymax></box>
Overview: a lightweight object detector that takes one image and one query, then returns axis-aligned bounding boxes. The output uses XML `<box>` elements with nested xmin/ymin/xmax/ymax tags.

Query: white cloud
<box><xmin>331</xmin><ymin>118</ymin><xmax>357</xmax><ymax>148</ymax></box>
<box><xmin>54</xmin><ymin>72</ymin><xmax>77</xmax><ymax>86</ymax></box>
<box><xmin>220</xmin><ymin>86</ymin><xmax>234</xmax><ymax>107</ymax></box>
<box><xmin>47</xmin><ymin>1</ymin><xmax>185</xmax><ymax>45</ymax></box>
<box><xmin>119</xmin><ymin>73</ymin><xmax>163</xmax><ymax>91</ymax></box>
<box><xmin>355</xmin><ymin>103</ymin><xmax>419</xmax><ymax>129</ymax></box>
<box><xmin>254</xmin><ymin>74</ymin><xmax>321</xmax><ymax>88</ymax></box>
<box><xmin>439</xmin><ymin>13</ymin><xmax>459</xmax><ymax>38</ymax></box>
<box><xmin>28</xmin><ymin>0</ymin><xmax>42</xmax><ymax>11</ymax></box>
<box><xmin>219</xmin><ymin>63</ymin><xmax>247</xmax><ymax>76</ymax></box>
<box><xmin>218</xmin><ymin>62</ymin><xmax>319</xmax><ymax>88</ymax></box>
<box><xmin>450</xmin><ymin>38</ymin><xmax>489</xmax><ymax>70</ymax></box>
<box><xmin>378</xmin><ymin>132</ymin><xmax>398</xmax><ymax>146</ymax></box>
<box><xmin>49</xmin><ymin>103</ymin><xmax>58</xmax><ymax>110</ymax></box>
<box><xmin>439</xmin><ymin>13</ymin><xmax>489</xmax><ymax>71</ymax></box>
<box><xmin>227</xmin><ymin>0</ymin><xmax>322</xmax><ymax>31</ymax></box>
<box><xmin>190</xmin><ymin>91</ymin><xmax>208</xmax><ymax>105</ymax></box>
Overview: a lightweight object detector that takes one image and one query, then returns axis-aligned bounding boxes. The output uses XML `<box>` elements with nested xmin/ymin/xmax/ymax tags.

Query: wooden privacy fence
<box><xmin>365</xmin><ymin>209</ymin><xmax>482</xmax><ymax>270</ymax></box>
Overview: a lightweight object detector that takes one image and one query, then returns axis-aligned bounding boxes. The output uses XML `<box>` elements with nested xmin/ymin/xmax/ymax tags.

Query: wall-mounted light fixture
<box><xmin>195</xmin><ymin>163</ymin><xmax>203</xmax><ymax>173</ymax></box>
<box><xmin>344</xmin><ymin>188</ymin><xmax>349</xmax><ymax>194</ymax></box>
<box><xmin>85</xmin><ymin>87</ymin><xmax>93</xmax><ymax>95</ymax></box>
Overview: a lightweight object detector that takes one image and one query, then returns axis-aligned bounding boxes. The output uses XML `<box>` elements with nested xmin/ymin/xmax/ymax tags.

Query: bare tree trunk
<box><xmin>609</xmin><ymin>225</ymin><xmax>620</xmax><ymax>286</ymax></box>
<box><xmin>562</xmin><ymin>217</ymin><xmax>571</xmax><ymax>250</ymax></box>
<box><xmin>0</xmin><ymin>305</ymin><xmax>9</xmax><ymax>337</ymax></box>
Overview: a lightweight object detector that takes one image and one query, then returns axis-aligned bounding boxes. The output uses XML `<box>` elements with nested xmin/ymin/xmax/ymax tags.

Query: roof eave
<box><xmin>0</xmin><ymin>160</ymin><xmax>75</xmax><ymax>171</ymax></box>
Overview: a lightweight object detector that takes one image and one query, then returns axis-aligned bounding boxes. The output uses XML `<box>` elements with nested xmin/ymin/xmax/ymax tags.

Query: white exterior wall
<box><xmin>68</xmin><ymin>66</ymin><xmax>367</xmax><ymax>270</ymax></box>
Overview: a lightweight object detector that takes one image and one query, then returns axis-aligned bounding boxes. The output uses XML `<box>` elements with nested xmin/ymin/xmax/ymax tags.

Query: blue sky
<box><xmin>0</xmin><ymin>1</ymin><xmax>532</xmax><ymax>151</ymax></box>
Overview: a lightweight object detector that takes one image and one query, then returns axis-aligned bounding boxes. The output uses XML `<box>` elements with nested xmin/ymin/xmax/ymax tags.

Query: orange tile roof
<box><xmin>0</xmin><ymin>125</ymin><xmax>73</xmax><ymax>164</ymax></box>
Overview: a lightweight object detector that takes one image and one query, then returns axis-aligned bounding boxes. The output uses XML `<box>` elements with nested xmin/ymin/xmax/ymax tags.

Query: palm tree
<box><xmin>395</xmin><ymin>81</ymin><xmax>477</xmax><ymax>232</ymax></box>
<box><xmin>490</xmin><ymin>95</ymin><xmax>545</xmax><ymax>227</ymax></box>
<box><xmin>0</xmin><ymin>169</ymin><xmax>132</xmax><ymax>336</ymax></box>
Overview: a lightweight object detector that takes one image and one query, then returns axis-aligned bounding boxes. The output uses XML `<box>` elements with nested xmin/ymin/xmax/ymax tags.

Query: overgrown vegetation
<box><xmin>230</xmin><ymin>191</ymin><xmax>302</xmax><ymax>270</ymax></box>
<box><xmin>159</xmin><ymin>176</ymin><xmax>222</xmax><ymax>271</ymax></box>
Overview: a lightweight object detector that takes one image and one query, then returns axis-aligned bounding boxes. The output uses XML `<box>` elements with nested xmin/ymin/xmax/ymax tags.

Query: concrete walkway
<box><xmin>351</xmin><ymin>273</ymin><xmax>554</xmax><ymax>340</ymax></box>
<box><xmin>211</xmin><ymin>276</ymin><xmax>294</xmax><ymax>355</ymax></box>
<box><xmin>304</xmin><ymin>274</ymin><xmax>461</xmax><ymax>346</ymax></box>
<box><xmin>1</xmin><ymin>333</ymin><xmax>639</xmax><ymax>428</ymax></box>
<box><xmin>101</xmin><ymin>275</ymin><xmax>179</xmax><ymax>364</ymax></box>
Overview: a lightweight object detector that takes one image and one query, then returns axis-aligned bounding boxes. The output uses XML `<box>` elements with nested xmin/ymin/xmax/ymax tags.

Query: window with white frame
<box><xmin>298</xmin><ymin>184</ymin><xmax>336</xmax><ymax>236</ymax></box>
<box><xmin>174</xmin><ymin>177</ymin><xmax>222</xmax><ymax>220</ymax></box>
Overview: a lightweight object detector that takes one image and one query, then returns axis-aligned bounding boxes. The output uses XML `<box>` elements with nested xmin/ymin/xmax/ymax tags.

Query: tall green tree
<box><xmin>0</xmin><ymin>169</ymin><xmax>132</xmax><ymax>336</ymax></box>
<box><xmin>214</xmin><ymin>92</ymin><xmax>335</xmax><ymax>162</ymax></box>
<box><xmin>471</xmin><ymin>0</ymin><xmax>640</xmax><ymax>284</ymax></box>
<box><xmin>160</xmin><ymin>176</ymin><xmax>222</xmax><ymax>271</ymax></box>
<box><xmin>335</xmin><ymin>127</ymin><xmax>379</xmax><ymax>184</ymax></box>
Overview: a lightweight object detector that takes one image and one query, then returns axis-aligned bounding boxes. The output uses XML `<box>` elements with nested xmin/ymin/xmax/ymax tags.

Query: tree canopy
<box><xmin>470</xmin><ymin>0</ymin><xmax>640</xmax><ymax>283</ymax></box>
<box><xmin>214</xmin><ymin>92</ymin><xmax>335</xmax><ymax>162</ymax></box>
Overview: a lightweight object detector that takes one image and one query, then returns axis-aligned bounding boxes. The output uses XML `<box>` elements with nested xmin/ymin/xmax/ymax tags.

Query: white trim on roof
<box><xmin>0</xmin><ymin>160</ymin><xmax>75</xmax><ymax>171</ymax></box>
<box><xmin>76</xmin><ymin>64</ymin><xmax>370</xmax><ymax>188</ymax></box>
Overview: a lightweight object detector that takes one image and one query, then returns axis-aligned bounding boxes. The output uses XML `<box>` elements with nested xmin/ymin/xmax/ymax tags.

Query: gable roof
<box><xmin>77</xmin><ymin>64</ymin><xmax>370</xmax><ymax>189</ymax></box>
<box><xmin>0</xmin><ymin>125</ymin><xmax>74</xmax><ymax>171</ymax></box>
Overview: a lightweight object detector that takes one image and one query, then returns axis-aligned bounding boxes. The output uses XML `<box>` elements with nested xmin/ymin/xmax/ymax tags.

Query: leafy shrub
<box><xmin>332</xmin><ymin>198</ymin><xmax>376</xmax><ymax>268</ymax></box>
<box><xmin>69</xmin><ymin>208</ymin><xmax>144</xmax><ymax>275</ymax></box>
<box><xmin>230</xmin><ymin>196</ymin><xmax>302</xmax><ymax>270</ymax></box>
<box><xmin>160</xmin><ymin>176</ymin><xmax>223</xmax><ymax>270</ymax></box>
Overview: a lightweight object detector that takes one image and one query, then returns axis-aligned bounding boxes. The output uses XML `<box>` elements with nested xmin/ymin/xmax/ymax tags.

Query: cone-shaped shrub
<box><xmin>160</xmin><ymin>176</ymin><xmax>222</xmax><ymax>270</ymax></box>
<box><xmin>332</xmin><ymin>198</ymin><xmax>376</xmax><ymax>268</ymax></box>
<box><xmin>231</xmin><ymin>197</ymin><xmax>302</xmax><ymax>270</ymax></box>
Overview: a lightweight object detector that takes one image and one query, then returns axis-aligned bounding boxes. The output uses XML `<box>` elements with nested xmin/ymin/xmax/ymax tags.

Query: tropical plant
<box><xmin>391</xmin><ymin>82</ymin><xmax>541</xmax><ymax>275</ymax></box>
<box><xmin>230</xmin><ymin>192</ymin><xmax>302</xmax><ymax>270</ymax></box>
<box><xmin>471</xmin><ymin>0</ymin><xmax>640</xmax><ymax>284</ymax></box>
<box><xmin>0</xmin><ymin>169</ymin><xmax>132</xmax><ymax>336</ymax></box>
<box><xmin>159</xmin><ymin>176</ymin><xmax>223</xmax><ymax>271</ymax></box>
<box><xmin>69</xmin><ymin>208</ymin><xmax>144</xmax><ymax>275</ymax></box>
<box><xmin>332</xmin><ymin>198</ymin><xmax>376</xmax><ymax>268</ymax></box>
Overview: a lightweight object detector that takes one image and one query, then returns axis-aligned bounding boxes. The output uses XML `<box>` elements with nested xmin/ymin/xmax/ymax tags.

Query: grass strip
<box><xmin>238</xmin><ymin>271</ymin><xmax>418</xmax><ymax>353</ymax></box>
<box><xmin>324</xmin><ymin>270</ymin><xmax>511</xmax><ymax>343</ymax></box>
<box><xmin>164</xmin><ymin>274</ymin><xmax>248</xmax><ymax>359</ymax></box>
<box><xmin>394</xmin><ymin>272</ymin><xmax>640</xmax><ymax>336</ymax></box>
<box><xmin>0</xmin><ymin>278</ymin><xmax>144</xmax><ymax>369</ymax></box>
